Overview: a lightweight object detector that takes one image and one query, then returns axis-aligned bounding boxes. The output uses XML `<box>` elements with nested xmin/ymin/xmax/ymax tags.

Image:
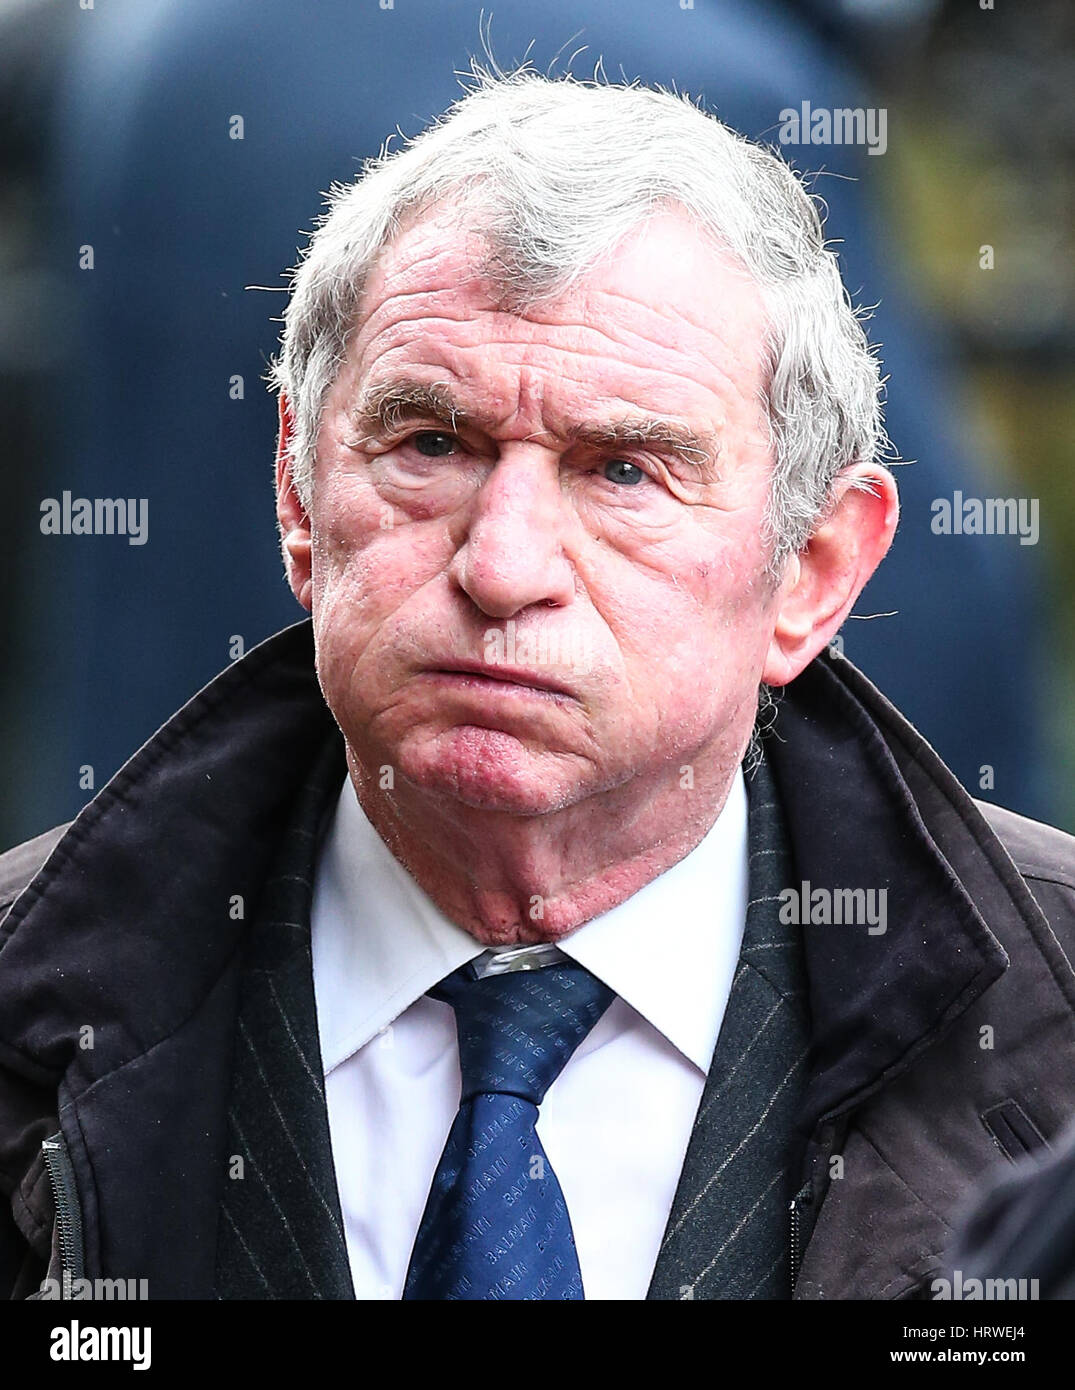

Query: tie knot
<box><xmin>431</xmin><ymin>958</ymin><xmax>615</xmax><ymax>1105</ymax></box>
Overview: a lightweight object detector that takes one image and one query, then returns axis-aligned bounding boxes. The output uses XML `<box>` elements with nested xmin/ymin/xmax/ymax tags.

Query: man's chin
<box><xmin>393</xmin><ymin>725</ymin><xmax>586</xmax><ymax>816</ymax></box>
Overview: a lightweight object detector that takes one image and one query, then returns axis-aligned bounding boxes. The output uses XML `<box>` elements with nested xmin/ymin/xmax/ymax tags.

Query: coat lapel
<box><xmin>647</xmin><ymin>748</ymin><xmax>811</xmax><ymax>1299</ymax></box>
<box><xmin>214</xmin><ymin>734</ymin><xmax>354</xmax><ymax>1299</ymax></box>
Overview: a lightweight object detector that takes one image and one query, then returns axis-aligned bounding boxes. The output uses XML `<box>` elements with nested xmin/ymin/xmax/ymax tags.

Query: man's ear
<box><xmin>762</xmin><ymin>463</ymin><xmax>899</xmax><ymax>687</ymax></box>
<box><xmin>275</xmin><ymin>393</ymin><xmax>313</xmax><ymax>612</ymax></box>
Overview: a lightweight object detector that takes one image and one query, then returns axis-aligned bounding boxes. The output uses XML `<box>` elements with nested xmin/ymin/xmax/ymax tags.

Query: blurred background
<box><xmin>1</xmin><ymin>0</ymin><xmax>1072</xmax><ymax>851</ymax></box>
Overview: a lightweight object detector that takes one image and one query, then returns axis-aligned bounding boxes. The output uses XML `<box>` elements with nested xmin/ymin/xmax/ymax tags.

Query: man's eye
<box><xmin>603</xmin><ymin>459</ymin><xmax>646</xmax><ymax>486</ymax></box>
<box><xmin>411</xmin><ymin>431</ymin><xmax>459</xmax><ymax>457</ymax></box>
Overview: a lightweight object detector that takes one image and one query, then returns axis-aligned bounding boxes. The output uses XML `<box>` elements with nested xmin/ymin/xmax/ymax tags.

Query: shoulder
<box><xmin>0</xmin><ymin>825</ymin><xmax>70</xmax><ymax>920</ymax></box>
<box><xmin>975</xmin><ymin>800</ymin><xmax>1075</xmax><ymax>891</ymax></box>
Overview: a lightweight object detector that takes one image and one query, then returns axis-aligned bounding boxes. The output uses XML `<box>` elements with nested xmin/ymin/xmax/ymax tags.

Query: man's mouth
<box><xmin>423</xmin><ymin>661</ymin><xmax>576</xmax><ymax>702</ymax></box>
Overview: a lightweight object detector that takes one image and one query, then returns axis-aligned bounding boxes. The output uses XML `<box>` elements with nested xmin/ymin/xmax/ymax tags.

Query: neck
<box><xmin>347</xmin><ymin>743</ymin><xmax>746</xmax><ymax>946</ymax></box>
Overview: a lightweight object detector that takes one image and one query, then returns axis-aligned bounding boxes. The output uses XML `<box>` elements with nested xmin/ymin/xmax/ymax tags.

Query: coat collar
<box><xmin>0</xmin><ymin>620</ymin><xmax>337</xmax><ymax>1095</ymax></box>
<box><xmin>762</xmin><ymin>651</ymin><xmax>1020</xmax><ymax>1129</ymax></box>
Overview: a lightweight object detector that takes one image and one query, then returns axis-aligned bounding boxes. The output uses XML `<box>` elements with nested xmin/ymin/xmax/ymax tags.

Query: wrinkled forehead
<box><xmin>344</xmin><ymin>200</ymin><xmax>773</xmax><ymax>423</ymax></box>
<box><xmin>358</xmin><ymin>190</ymin><xmax>762</xmax><ymax>316</ymax></box>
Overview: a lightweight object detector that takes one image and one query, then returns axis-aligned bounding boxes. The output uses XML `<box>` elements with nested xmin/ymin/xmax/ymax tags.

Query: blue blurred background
<box><xmin>1</xmin><ymin>0</ymin><xmax>1072</xmax><ymax>850</ymax></box>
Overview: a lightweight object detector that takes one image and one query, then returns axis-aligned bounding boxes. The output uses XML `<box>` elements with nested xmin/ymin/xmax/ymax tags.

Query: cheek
<box><xmin>309</xmin><ymin>486</ymin><xmax>462</xmax><ymax>686</ymax></box>
<box><xmin>312</xmin><ymin>478</ymin><xmax>435</xmax><ymax>602</ymax></box>
<box><xmin>587</xmin><ymin>529</ymin><xmax>774</xmax><ymax>722</ymax></box>
<box><xmin>601</xmin><ymin>518</ymin><xmax>771</xmax><ymax>637</ymax></box>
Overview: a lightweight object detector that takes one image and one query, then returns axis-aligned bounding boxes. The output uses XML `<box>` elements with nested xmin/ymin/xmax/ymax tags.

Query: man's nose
<box><xmin>449</xmin><ymin>449</ymin><xmax>576</xmax><ymax>618</ymax></box>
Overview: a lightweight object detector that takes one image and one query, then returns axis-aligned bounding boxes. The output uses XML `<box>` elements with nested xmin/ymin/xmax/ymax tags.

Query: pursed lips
<box><xmin>424</xmin><ymin>661</ymin><xmax>576</xmax><ymax>701</ymax></box>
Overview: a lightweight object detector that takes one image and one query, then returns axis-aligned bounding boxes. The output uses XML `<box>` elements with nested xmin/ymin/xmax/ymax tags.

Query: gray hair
<box><xmin>270</xmin><ymin>65</ymin><xmax>891</xmax><ymax>571</ymax></box>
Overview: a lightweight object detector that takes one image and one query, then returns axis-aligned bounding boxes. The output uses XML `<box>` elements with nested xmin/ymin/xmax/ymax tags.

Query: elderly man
<box><xmin>2</xmin><ymin>69</ymin><xmax>1075</xmax><ymax>1303</ymax></box>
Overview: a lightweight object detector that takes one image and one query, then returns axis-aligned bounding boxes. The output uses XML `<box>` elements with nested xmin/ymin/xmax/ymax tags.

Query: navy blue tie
<box><xmin>402</xmin><ymin>957</ymin><xmax>615</xmax><ymax>1300</ymax></box>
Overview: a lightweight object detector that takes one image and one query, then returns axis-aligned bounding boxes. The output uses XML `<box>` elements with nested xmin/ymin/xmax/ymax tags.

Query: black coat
<box><xmin>3</xmin><ymin>620</ymin><xmax>1075</xmax><ymax>1299</ymax></box>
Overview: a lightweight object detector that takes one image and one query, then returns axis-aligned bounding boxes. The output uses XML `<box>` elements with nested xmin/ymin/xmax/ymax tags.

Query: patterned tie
<box><xmin>402</xmin><ymin>956</ymin><xmax>615</xmax><ymax>1300</ymax></box>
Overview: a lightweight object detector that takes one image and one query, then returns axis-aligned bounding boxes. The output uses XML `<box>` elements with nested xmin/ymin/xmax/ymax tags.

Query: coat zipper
<box><xmin>788</xmin><ymin>1181</ymin><xmax>813</xmax><ymax>1293</ymax></box>
<box><xmin>41</xmin><ymin>1132</ymin><xmax>85</xmax><ymax>1297</ymax></box>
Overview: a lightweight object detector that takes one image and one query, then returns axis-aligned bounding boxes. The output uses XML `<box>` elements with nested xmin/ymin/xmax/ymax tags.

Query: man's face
<box><xmin>301</xmin><ymin>205</ymin><xmax>786</xmax><ymax>816</ymax></box>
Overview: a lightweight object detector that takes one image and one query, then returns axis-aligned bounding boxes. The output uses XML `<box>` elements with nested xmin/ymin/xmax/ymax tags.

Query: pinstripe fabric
<box><xmin>214</xmin><ymin>735</ymin><xmax>353</xmax><ymax>1300</ymax></box>
<box><xmin>646</xmin><ymin>745</ymin><xmax>811</xmax><ymax>1300</ymax></box>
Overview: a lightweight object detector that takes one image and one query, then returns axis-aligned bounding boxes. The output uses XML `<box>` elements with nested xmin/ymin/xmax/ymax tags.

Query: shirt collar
<box><xmin>310</xmin><ymin>769</ymin><xmax>748</xmax><ymax>1077</ymax></box>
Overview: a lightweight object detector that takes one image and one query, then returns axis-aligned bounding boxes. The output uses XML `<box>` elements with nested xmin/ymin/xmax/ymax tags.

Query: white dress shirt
<box><xmin>309</xmin><ymin>769</ymin><xmax>748</xmax><ymax>1300</ymax></box>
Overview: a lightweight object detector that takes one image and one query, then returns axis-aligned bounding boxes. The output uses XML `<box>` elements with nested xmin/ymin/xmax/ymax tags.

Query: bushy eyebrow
<box><xmin>349</xmin><ymin>377</ymin><xmax>720</xmax><ymax>475</ymax></box>
<box><xmin>350</xmin><ymin>380</ymin><xmax>466</xmax><ymax>438</ymax></box>
<box><xmin>571</xmin><ymin>420</ymin><xmax>717</xmax><ymax>475</ymax></box>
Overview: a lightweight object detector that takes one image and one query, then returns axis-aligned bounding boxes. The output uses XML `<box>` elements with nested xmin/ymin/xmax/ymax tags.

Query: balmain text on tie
<box><xmin>402</xmin><ymin>957</ymin><xmax>615</xmax><ymax>1300</ymax></box>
